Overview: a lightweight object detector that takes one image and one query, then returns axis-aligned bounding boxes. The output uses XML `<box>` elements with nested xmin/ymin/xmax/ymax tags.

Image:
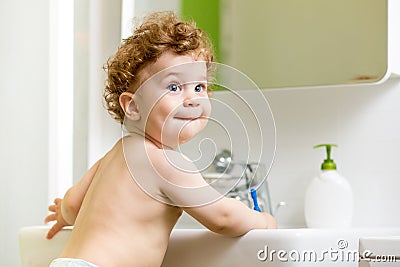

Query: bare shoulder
<box><xmin>146</xmin><ymin>148</ymin><xmax>206</xmax><ymax>188</ymax></box>
<box><xmin>146</xmin><ymin>148</ymin><xmax>222</xmax><ymax>208</ymax></box>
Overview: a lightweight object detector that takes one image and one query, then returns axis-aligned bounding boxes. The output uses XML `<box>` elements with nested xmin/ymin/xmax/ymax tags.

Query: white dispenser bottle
<box><xmin>304</xmin><ymin>144</ymin><xmax>353</xmax><ymax>228</ymax></box>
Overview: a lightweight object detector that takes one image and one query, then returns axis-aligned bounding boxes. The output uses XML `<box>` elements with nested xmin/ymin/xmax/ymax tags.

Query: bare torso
<box><xmin>60</xmin><ymin>138</ymin><xmax>182</xmax><ymax>267</ymax></box>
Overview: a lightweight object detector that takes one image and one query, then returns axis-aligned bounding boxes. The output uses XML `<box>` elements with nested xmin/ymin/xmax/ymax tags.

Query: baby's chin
<box><xmin>177</xmin><ymin>118</ymin><xmax>208</xmax><ymax>144</ymax></box>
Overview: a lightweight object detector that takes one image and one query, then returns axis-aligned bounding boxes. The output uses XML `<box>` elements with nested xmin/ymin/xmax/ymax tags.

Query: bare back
<box><xmin>60</xmin><ymin>138</ymin><xmax>182</xmax><ymax>267</ymax></box>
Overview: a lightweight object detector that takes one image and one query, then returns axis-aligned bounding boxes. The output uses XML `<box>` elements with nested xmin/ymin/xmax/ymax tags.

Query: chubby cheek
<box><xmin>147</xmin><ymin>96</ymin><xmax>211</xmax><ymax>145</ymax></box>
<box><xmin>178</xmin><ymin>99</ymin><xmax>211</xmax><ymax>144</ymax></box>
<box><xmin>201</xmin><ymin>97</ymin><xmax>212</xmax><ymax>118</ymax></box>
<box><xmin>181</xmin><ymin>118</ymin><xmax>208</xmax><ymax>138</ymax></box>
<box><xmin>146</xmin><ymin>111</ymin><xmax>167</xmax><ymax>135</ymax></box>
<box><xmin>145</xmin><ymin>99</ymin><xmax>178</xmax><ymax>140</ymax></box>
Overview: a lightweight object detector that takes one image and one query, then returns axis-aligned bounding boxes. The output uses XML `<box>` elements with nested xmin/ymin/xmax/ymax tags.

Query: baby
<box><xmin>45</xmin><ymin>11</ymin><xmax>277</xmax><ymax>267</ymax></box>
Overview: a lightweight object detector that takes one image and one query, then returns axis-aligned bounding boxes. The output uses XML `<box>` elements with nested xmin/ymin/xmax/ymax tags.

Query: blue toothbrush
<box><xmin>250</xmin><ymin>189</ymin><xmax>261</xmax><ymax>212</ymax></box>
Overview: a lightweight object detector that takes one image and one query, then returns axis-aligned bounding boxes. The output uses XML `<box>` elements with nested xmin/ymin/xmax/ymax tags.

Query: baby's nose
<box><xmin>182</xmin><ymin>87</ymin><xmax>201</xmax><ymax>107</ymax></box>
<box><xmin>183</xmin><ymin>98</ymin><xmax>200</xmax><ymax>107</ymax></box>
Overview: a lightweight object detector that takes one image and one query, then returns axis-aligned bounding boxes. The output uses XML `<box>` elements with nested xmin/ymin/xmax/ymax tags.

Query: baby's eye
<box><xmin>167</xmin><ymin>83</ymin><xmax>181</xmax><ymax>92</ymax></box>
<box><xmin>194</xmin><ymin>84</ymin><xmax>206</xmax><ymax>93</ymax></box>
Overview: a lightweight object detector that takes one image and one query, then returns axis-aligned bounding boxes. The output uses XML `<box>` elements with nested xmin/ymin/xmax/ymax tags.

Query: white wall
<box><xmin>208</xmin><ymin>77</ymin><xmax>400</xmax><ymax>228</ymax></box>
<box><xmin>0</xmin><ymin>0</ymin><xmax>50</xmax><ymax>266</ymax></box>
<box><xmin>86</xmin><ymin>0</ymin><xmax>122</xmax><ymax>169</ymax></box>
<box><xmin>0</xmin><ymin>0</ymin><xmax>123</xmax><ymax>265</ymax></box>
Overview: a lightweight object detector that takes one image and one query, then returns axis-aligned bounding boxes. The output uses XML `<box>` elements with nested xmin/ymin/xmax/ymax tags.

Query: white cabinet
<box><xmin>221</xmin><ymin>0</ymin><xmax>399</xmax><ymax>89</ymax></box>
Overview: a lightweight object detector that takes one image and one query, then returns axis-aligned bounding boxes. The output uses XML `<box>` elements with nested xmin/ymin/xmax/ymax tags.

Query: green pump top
<box><xmin>314</xmin><ymin>144</ymin><xmax>337</xmax><ymax>170</ymax></box>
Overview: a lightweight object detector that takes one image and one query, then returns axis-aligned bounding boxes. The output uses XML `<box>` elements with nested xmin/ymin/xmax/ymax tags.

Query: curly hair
<box><xmin>103</xmin><ymin>11</ymin><xmax>214</xmax><ymax>124</ymax></box>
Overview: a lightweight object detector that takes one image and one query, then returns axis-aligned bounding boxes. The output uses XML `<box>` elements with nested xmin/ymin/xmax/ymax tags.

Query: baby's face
<box><xmin>134</xmin><ymin>51</ymin><xmax>211</xmax><ymax>148</ymax></box>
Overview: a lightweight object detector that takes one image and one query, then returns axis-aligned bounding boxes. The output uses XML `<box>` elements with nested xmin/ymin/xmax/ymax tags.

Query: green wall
<box><xmin>181</xmin><ymin>0</ymin><xmax>220</xmax><ymax>61</ymax></box>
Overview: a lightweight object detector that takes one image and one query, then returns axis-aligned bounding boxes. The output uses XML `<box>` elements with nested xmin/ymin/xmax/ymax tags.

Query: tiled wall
<box><xmin>177</xmin><ymin>77</ymin><xmax>400</xmax><ymax>229</ymax></box>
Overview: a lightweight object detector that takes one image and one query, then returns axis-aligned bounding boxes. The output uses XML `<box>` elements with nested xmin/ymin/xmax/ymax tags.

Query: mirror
<box><xmin>219</xmin><ymin>0</ymin><xmax>388</xmax><ymax>88</ymax></box>
<box><xmin>125</xmin><ymin>0</ymin><xmax>388</xmax><ymax>89</ymax></box>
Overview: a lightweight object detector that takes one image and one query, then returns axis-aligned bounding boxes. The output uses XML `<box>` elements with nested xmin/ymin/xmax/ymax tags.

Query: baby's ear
<box><xmin>119</xmin><ymin>92</ymin><xmax>140</xmax><ymax>121</ymax></box>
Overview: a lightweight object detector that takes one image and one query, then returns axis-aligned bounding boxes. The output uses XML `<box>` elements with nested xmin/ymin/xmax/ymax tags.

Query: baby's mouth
<box><xmin>173</xmin><ymin>117</ymin><xmax>201</xmax><ymax>123</ymax></box>
<box><xmin>173</xmin><ymin>108</ymin><xmax>203</xmax><ymax>121</ymax></box>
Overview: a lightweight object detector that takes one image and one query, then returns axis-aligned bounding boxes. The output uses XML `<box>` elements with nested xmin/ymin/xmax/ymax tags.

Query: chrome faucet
<box><xmin>207</xmin><ymin>150</ymin><xmax>286</xmax><ymax>216</ymax></box>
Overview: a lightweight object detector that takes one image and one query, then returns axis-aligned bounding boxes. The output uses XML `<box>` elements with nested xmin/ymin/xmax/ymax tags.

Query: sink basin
<box><xmin>163</xmin><ymin>228</ymin><xmax>400</xmax><ymax>267</ymax></box>
<box><xmin>19</xmin><ymin>226</ymin><xmax>400</xmax><ymax>267</ymax></box>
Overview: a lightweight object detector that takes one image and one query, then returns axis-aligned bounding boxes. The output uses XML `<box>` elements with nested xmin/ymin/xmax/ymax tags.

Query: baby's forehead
<box><xmin>143</xmin><ymin>60</ymin><xmax>207</xmax><ymax>85</ymax></box>
<box><xmin>160</xmin><ymin>50</ymin><xmax>205</xmax><ymax>68</ymax></box>
<box><xmin>155</xmin><ymin>62</ymin><xmax>207</xmax><ymax>81</ymax></box>
<box><xmin>133</xmin><ymin>51</ymin><xmax>208</xmax><ymax>93</ymax></box>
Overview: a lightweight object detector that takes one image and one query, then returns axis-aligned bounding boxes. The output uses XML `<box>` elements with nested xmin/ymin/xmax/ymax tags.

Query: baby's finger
<box><xmin>46</xmin><ymin>223</ymin><xmax>62</xmax><ymax>239</ymax></box>
<box><xmin>44</xmin><ymin>214</ymin><xmax>57</xmax><ymax>224</ymax></box>
<box><xmin>48</xmin><ymin>205</ymin><xmax>56</xmax><ymax>212</ymax></box>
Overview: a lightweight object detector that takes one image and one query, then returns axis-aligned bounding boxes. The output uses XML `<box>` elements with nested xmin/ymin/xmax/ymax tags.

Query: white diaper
<box><xmin>49</xmin><ymin>258</ymin><xmax>98</xmax><ymax>267</ymax></box>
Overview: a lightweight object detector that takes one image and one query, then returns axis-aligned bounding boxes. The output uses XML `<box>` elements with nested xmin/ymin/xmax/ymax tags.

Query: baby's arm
<box><xmin>185</xmin><ymin>197</ymin><xmax>277</xmax><ymax>237</ymax></box>
<box><xmin>152</xmin><ymin>151</ymin><xmax>277</xmax><ymax>237</ymax></box>
<box><xmin>44</xmin><ymin>158</ymin><xmax>102</xmax><ymax>239</ymax></box>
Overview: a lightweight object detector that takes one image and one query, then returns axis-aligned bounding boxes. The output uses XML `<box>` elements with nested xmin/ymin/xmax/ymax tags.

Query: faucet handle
<box><xmin>272</xmin><ymin>201</ymin><xmax>287</xmax><ymax>216</ymax></box>
<box><xmin>213</xmin><ymin>149</ymin><xmax>233</xmax><ymax>173</ymax></box>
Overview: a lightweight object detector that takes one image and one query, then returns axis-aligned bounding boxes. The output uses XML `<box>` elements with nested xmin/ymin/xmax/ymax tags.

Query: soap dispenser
<box><xmin>304</xmin><ymin>144</ymin><xmax>353</xmax><ymax>228</ymax></box>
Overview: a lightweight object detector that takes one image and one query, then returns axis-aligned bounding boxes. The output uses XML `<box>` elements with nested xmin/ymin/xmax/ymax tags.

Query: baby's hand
<box><xmin>262</xmin><ymin>212</ymin><xmax>278</xmax><ymax>229</ymax></box>
<box><xmin>44</xmin><ymin>198</ymin><xmax>70</xmax><ymax>239</ymax></box>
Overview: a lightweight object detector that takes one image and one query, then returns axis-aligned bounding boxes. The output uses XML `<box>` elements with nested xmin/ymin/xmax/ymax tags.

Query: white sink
<box><xmin>19</xmin><ymin>226</ymin><xmax>400</xmax><ymax>267</ymax></box>
<box><xmin>359</xmin><ymin>236</ymin><xmax>400</xmax><ymax>267</ymax></box>
<box><xmin>163</xmin><ymin>228</ymin><xmax>400</xmax><ymax>267</ymax></box>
